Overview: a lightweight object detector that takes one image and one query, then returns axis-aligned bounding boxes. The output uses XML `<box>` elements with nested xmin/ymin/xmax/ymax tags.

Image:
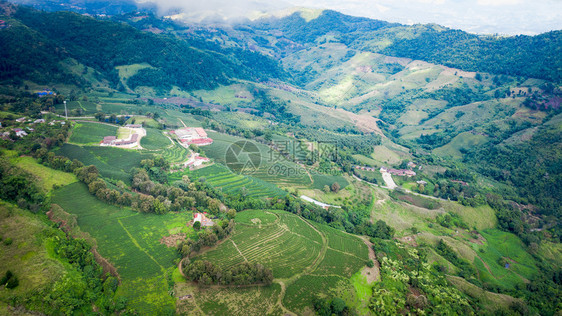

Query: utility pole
<box><xmin>64</xmin><ymin>100</ymin><xmax>68</xmax><ymax>120</ymax></box>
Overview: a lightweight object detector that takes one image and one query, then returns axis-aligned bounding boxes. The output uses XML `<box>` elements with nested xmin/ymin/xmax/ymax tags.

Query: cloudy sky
<box><xmin>142</xmin><ymin>0</ymin><xmax>562</xmax><ymax>35</ymax></box>
<box><xmin>286</xmin><ymin>0</ymin><xmax>562</xmax><ymax>35</ymax></box>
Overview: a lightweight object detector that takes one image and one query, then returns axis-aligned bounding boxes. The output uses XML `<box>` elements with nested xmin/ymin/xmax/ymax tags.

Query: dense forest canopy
<box><xmin>0</xmin><ymin>5</ymin><xmax>288</xmax><ymax>90</ymax></box>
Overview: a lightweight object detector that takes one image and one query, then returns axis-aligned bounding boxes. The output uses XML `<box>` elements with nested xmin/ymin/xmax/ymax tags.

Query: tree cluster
<box><xmin>435</xmin><ymin>239</ymin><xmax>476</xmax><ymax>279</ymax></box>
<box><xmin>0</xmin><ymin>157</ymin><xmax>45</xmax><ymax>212</ymax></box>
<box><xmin>183</xmin><ymin>260</ymin><xmax>273</xmax><ymax>286</ymax></box>
<box><xmin>177</xmin><ymin>220</ymin><xmax>235</xmax><ymax>257</ymax></box>
<box><xmin>313</xmin><ymin>297</ymin><xmax>349</xmax><ymax>316</ymax></box>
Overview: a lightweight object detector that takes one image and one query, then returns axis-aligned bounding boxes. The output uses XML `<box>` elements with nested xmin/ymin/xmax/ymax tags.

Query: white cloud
<box><xmin>139</xmin><ymin>0</ymin><xmax>562</xmax><ymax>35</ymax></box>
<box><xmin>375</xmin><ymin>4</ymin><xmax>389</xmax><ymax>13</ymax></box>
<box><xmin>476</xmin><ymin>0</ymin><xmax>522</xmax><ymax>5</ymax></box>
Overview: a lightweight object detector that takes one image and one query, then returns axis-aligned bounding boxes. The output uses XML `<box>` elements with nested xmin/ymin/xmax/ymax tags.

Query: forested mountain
<box><xmin>0</xmin><ymin>1</ymin><xmax>561</xmax><ymax>315</ymax></box>
<box><xmin>242</xmin><ymin>10</ymin><xmax>562</xmax><ymax>82</ymax></box>
<box><xmin>9</xmin><ymin>0</ymin><xmax>140</xmax><ymax>15</ymax></box>
<box><xmin>251</xmin><ymin>10</ymin><xmax>396</xmax><ymax>44</ymax></box>
<box><xmin>0</xmin><ymin>4</ymin><xmax>288</xmax><ymax>90</ymax></box>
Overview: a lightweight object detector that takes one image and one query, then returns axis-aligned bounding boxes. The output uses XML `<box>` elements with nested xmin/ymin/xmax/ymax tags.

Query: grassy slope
<box><xmin>10</xmin><ymin>156</ymin><xmax>77</xmax><ymax>193</ymax></box>
<box><xmin>433</xmin><ymin>132</ymin><xmax>489</xmax><ymax>158</ymax></box>
<box><xmin>371</xmin><ymin>185</ymin><xmax>536</xmax><ymax>298</ymax></box>
<box><xmin>0</xmin><ymin>202</ymin><xmax>66</xmax><ymax>313</ymax></box>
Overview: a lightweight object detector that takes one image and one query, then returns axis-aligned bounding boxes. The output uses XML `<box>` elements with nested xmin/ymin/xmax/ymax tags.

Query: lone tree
<box><xmin>331</xmin><ymin>182</ymin><xmax>341</xmax><ymax>193</ymax></box>
<box><xmin>193</xmin><ymin>221</ymin><xmax>201</xmax><ymax>230</ymax></box>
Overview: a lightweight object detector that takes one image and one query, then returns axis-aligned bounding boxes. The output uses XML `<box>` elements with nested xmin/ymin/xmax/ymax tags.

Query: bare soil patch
<box><xmin>360</xmin><ymin>237</ymin><xmax>380</xmax><ymax>283</ymax></box>
<box><xmin>160</xmin><ymin>233</ymin><xmax>186</xmax><ymax>248</ymax></box>
<box><xmin>397</xmin><ymin>235</ymin><xmax>419</xmax><ymax>247</ymax></box>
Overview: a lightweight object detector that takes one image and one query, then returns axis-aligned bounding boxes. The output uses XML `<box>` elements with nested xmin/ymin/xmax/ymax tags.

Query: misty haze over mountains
<box><xmin>11</xmin><ymin>0</ymin><xmax>562</xmax><ymax>35</ymax></box>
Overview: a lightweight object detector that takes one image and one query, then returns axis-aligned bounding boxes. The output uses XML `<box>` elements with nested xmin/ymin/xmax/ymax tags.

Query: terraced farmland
<box><xmin>141</xmin><ymin>128</ymin><xmax>172</xmax><ymax>150</ymax></box>
<box><xmin>175</xmin><ymin>164</ymin><xmax>287</xmax><ymax>198</ymax></box>
<box><xmin>192</xmin><ymin>209</ymin><xmax>369</xmax><ymax>314</ymax></box>
<box><xmin>158</xmin><ymin>141</ymin><xmax>189</xmax><ymax>164</ymax></box>
<box><xmin>204</xmin><ymin>131</ymin><xmax>312</xmax><ymax>188</ymax></box>
<box><xmin>197</xmin><ymin>210</ymin><xmax>322</xmax><ymax>278</ymax></box>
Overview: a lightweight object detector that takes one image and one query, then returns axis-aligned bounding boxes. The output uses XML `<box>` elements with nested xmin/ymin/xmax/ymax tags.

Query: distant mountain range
<box><xmin>0</xmin><ymin>2</ymin><xmax>287</xmax><ymax>90</ymax></box>
<box><xmin>3</xmin><ymin>0</ymin><xmax>560</xmax><ymax>86</ymax></box>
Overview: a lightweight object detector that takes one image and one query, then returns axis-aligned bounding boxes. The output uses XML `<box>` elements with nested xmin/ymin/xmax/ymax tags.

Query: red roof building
<box><xmin>185</xmin><ymin>138</ymin><xmax>213</xmax><ymax>146</ymax></box>
<box><xmin>193</xmin><ymin>212</ymin><xmax>214</xmax><ymax>227</ymax></box>
<box><xmin>194</xmin><ymin>127</ymin><xmax>207</xmax><ymax>138</ymax></box>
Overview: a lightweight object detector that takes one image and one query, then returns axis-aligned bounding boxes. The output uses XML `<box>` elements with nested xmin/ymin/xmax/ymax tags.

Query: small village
<box><xmin>0</xmin><ymin>116</ymin><xmax>66</xmax><ymax>140</ymax></box>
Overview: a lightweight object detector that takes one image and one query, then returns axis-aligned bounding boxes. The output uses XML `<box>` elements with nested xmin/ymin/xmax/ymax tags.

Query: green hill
<box><xmin>1</xmin><ymin>4</ymin><xmax>288</xmax><ymax>92</ymax></box>
<box><xmin>245</xmin><ymin>10</ymin><xmax>562</xmax><ymax>83</ymax></box>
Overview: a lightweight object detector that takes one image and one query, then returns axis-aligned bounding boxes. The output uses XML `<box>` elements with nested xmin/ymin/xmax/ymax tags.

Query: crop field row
<box><xmin>197</xmin><ymin>210</ymin><xmax>324</xmax><ymax>279</ymax></box>
<box><xmin>314</xmin><ymin>247</ymin><xmax>367</xmax><ymax>278</ymax></box>
<box><xmin>317</xmin><ymin>223</ymin><xmax>369</xmax><ymax>258</ymax></box>
<box><xmin>159</xmin><ymin>142</ymin><xmax>189</xmax><ymax>164</ymax></box>
<box><xmin>54</xmin><ymin>100</ymin><xmax>99</xmax><ymax>115</ymax></box>
<box><xmin>56</xmin><ymin>144</ymin><xmax>151</xmax><ymax>184</ymax></box>
<box><xmin>204</xmin><ymin>131</ymin><xmax>312</xmax><ymax>188</ymax></box>
<box><xmin>234</xmin><ymin>210</ymin><xmax>278</xmax><ymax>226</ymax></box>
<box><xmin>69</xmin><ymin>121</ymin><xmax>117</xmax><ymax>145</ymax></box>
<box><xmin>196</xmin><ymin>209</ymin><xmax>369</xmax><ymax>297</ymax></box>
<box><xmin>311</xmin><ymin>172</ymin><xmax>349</xmax><ymax>190</ymax></box>
<box><xmin>140</xmin><ymin>128</ymin><xmax>171</xmax><ymax>150</ymax></box>
<box><xmin>174</xmin><ymin>164</ymin><xmax>287</xmax><ymax>198</ymax></box>
<box><xmin>270</xmin><ymin>134</ymin><xmax>310</xmax><ymax>162</ymax></box>
<box><xmin>51</xmin><ymin>182</ymin><xmax>191</xmax><ymax>314</ymax></box>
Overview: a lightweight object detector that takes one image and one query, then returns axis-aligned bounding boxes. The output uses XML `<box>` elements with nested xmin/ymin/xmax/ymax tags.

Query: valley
<box><xmin>0</xmin><ymin>1</ymin><xmax>560</xmax><ymax>315</ymax></box>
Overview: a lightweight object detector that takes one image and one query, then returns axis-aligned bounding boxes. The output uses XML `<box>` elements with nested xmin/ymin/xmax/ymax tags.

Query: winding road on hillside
<box><xmin>381</xmin><ymin>170</ymin><xmax>397</xmax><ymax>189</ymax></box>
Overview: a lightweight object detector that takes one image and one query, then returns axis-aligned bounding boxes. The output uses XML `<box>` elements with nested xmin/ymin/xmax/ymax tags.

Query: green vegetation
<box><xmin>0</xmin><ymin>201</ymin><xmax>127</xmax><ymax>314</ymax></box>
<box><xmin>0</xmin><ymin>156</ymin><xmax>45</xmax><ymax>212</ymax></box>
<box><xmin>389</xmin><ymin>189</ymin><xmax>441</xmax><ymax>210</ymax></box>
<box><xmin>197</xmin><ymin>211</ymin><xmax>323</xmax><ymax>279</ymax></box>
<box><xmin>203</xmin><ymin>131</ymin><xmax>312</xmax><ymax>188</ymax></box>
<box><xmin>0</xmin><ymin>3</ymin><xmax>560</xmax><ymax>315</ymax></box>
<box><xmin>55</xmin><ymin>100</ymin><xmax>99</xmax><ymax>116</ymax></box>
<box><xmin>10</xmin><ymin>155</ymin><xmax>77</xmax><ymax>192</ymax></box>
<box><xmin>191</xmin><ymin>209</ymin><xmax>370</xmax><ymax>313</ymax></box>
<box><xmin>233</xmin><ymin>209</ymin><xmax>278</xmax><ymax>226</ymax></box>
<box><xmin>7</xmin><ymin>6</ymin><xmax>287</xmax><ymax>91</ymax></box>
<box><xmin>141</xmin><ymin>128</ymin><xmax>170</xmax><ymax>150</ymax></box>
<box><xmin>175</xmin><ymin>282</ymin><xmax>284</xmax><ymax>315</ymax></box>
<box><xmin>182</xmin><ymin>164</ymin><xmax>287</xmax><ymax>198</ymax></box>
<box><xmin>69</xmin><ymin>122</ymin><xmax>118</xmax><ymax>145</ymax></box>
<box><xmin>51</xmin><ymin>182</ymin><xmax>186</xmax><ymax>314</ymax></box>
<box><xmin>56</xmin><ymin>144</ymin><xmax>151</xmax><ymax>183</ymax></box>
<box><xmin>158</xmin><ymin>141</ymin><xmax>189</xmax><ymax>164</ymax></box>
